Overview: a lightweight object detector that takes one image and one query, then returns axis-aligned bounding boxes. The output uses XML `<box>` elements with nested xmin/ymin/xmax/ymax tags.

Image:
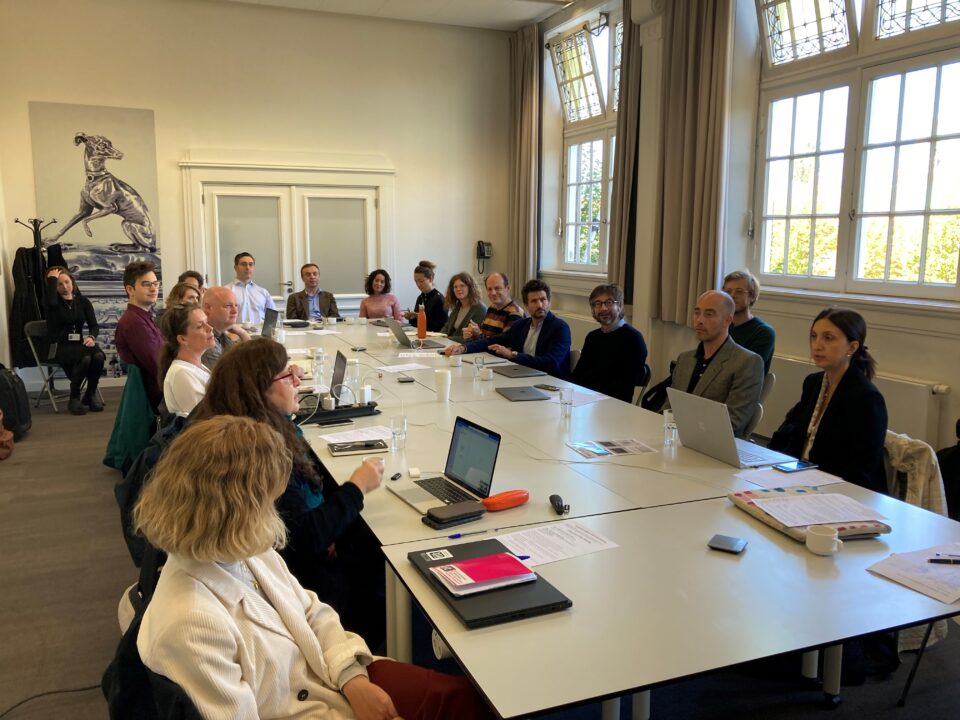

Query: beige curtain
<box><xmin>607</xmin><ymin>0</ymin><xmax>643</xmax><ymax>289</ymax></box>
<box><xmin>652</xmin><ymin>0</ymin><xmax>732</xmax><ymax>324</ymax></box>
<box><xmin>508</xmin><ymin>23</ymin><xmax>540</xmax><ymax>285</ymax></box>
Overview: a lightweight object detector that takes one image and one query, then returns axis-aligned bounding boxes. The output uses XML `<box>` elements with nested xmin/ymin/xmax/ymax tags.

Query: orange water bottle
<box><xmin>416</xmin><ymin>305</ymin><xmax>427</xmax><ymax>339</ymax></box>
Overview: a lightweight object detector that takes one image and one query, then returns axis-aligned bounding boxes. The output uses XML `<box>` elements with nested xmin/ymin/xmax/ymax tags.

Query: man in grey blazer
<box><xmin>286</xmin><ymin>263</ymin><xmax>339</xmax><ymax>321</ymax></box>
<box><xmin>670</xmin><ymin>290</ymin><xmax>764</xmax><ymax>438</ymax></box>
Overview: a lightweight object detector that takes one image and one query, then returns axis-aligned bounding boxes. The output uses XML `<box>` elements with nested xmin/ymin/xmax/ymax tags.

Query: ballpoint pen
<box><xmin>447</xmin><ymin>529</ymin><xmax>499</xmax><ymax>539</ymax></box>
<box><xmin>934</xmin><ymin>552</ymin><xmax>960</xmax><ymax>558</ymax></box>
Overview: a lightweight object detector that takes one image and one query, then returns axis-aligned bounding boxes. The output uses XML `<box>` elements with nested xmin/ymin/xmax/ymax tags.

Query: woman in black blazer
<box><xmin>768</xmin><ymin>308</ymin><xmax>888</xmax><ymax>494</ymax></box>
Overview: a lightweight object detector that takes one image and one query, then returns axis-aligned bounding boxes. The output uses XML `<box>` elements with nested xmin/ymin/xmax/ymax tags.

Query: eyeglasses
<box><xmin>272</xmin><ymin>366</ymin><xmax>304</xmax><ymax>384</ymax></box>
<box><xmin>139</xmin><ymin>281</ymin><xmax>161</xmax><ymax>289</ymax></box>
<box><xmin>590</xmin><ymin>299</ymin><xmax>618</xmax><ymax>309</ymax></box>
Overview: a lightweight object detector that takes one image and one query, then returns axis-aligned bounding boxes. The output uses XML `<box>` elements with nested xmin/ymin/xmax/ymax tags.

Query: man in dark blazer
<box><xmin>670</xmin><ymin>290</ymin><xmax>764</xmax><ymax>438</ymax></box>
<box><xmin>448</xmin><ymin>279</ymin><xmax>571</xmax><ymax>379</ymax></box>
<box><xmin>286</xmin><ymin>263</ymin><xmax>339</xmax><ymax>321</ymax></box>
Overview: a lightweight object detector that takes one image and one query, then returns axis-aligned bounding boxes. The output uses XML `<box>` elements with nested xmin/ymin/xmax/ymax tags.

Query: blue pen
<box><xmin>515</xmin><ymin>555</ymin><xmax>531</xmax><ymax>561</ymax></box>
<box><xmin>447</xmin><ymin>529</ymin><xmax>499</xmax><ymax>539</ymax></box>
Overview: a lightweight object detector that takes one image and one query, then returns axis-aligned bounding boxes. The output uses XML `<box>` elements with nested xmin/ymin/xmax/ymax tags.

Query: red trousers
<box><xmin>367</xmin><ymin>660</ymin><xmax>494</xmax><ymax>720</ymax></box>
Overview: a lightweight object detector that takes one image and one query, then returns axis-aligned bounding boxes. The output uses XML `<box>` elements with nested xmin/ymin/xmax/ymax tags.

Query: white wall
<box><xmin>0</xmin><ymin>0</ymin><xmax>511</xmax><ymax>365</ymax></box>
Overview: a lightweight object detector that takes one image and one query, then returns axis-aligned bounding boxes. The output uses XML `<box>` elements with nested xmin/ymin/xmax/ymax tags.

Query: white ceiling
<box><xmin>210</xmin><ymin>0</ymin><xmax>573</xmax><ymax>32</ymax></box>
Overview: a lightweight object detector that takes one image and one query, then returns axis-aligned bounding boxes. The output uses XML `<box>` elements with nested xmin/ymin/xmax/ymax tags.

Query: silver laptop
<box><xmin>666</xmin><ymin>388</ymin><xmax>795</xmax><ymax>468</ymax></box>
<box><xmin>493</xmin><ymin>364</ymin><xmax>546</xmax><ymax>378</ymax></box>
<box><xmin>496</xmin><ymin>386</ymin><xmax>549</xmax><ymax>402</ymax></box>
<box><xmin>261</xmin><ymin>308</ymin><xmax>279</xmax><ymax>339</ymax></box>
<box><xmin>384</xmin><ymin>318</ymin><xmax>444</xmax><ymax>349</ymax></box>
<box><xmin>388</xmin><ymin>416</ymin><xmax>500</xmax><ymax>514</ymax></box>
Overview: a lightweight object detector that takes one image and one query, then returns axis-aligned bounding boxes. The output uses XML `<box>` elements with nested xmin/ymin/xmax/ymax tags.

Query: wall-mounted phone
<box><xmin>476</xmin><ymin>241</ymin><xmax>493</xmax><ymax>274</ymax></box>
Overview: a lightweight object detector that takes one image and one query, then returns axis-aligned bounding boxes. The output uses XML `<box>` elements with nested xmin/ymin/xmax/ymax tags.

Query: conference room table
<box><xmin>283</xmin><ymin>321</ymin><xmax>960</xmax><ymax>717</ymax></box>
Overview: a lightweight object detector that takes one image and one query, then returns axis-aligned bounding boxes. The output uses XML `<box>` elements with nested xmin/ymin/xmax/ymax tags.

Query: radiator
<box><xmin>756</xmin><ymin>355</ymin><xmax>950</xmax><ymax>446</ymax></box>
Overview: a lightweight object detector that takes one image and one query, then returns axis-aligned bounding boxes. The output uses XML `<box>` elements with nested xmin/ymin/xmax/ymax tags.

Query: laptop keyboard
<box><xmin>416</xmin><ymin>476</ymin><xmax>474</xmax><ymax>505</ymax></box>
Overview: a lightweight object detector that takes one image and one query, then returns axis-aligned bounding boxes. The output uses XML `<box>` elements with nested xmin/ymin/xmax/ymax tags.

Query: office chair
<box><xmin>743</xmin><ymin>403</ymin><xmax>763</xmax><ymax>439</ymax></box>
<box><xmin>760</xmin><ymin>370</ymin><xmax>776</xmax><ymax>404</ymax></box>
<box><xmin>634</xmin><ymin>363</ymin><xmax>652</xmax><ymax>406</ymax></box>
<box><xmin>568</xmin><ymin>349</ymin><xmax>581</xmax><ymax>374</ymax></box>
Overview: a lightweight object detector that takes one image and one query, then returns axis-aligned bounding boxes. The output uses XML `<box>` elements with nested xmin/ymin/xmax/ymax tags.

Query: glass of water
<box><xmin>473</xmin><ymin>353</ymin><xmax>485</xmax><ymax>378</ymax></box>
<box><xmin>390</xmin><ymin>415</ymin><xmax>408</xmax><ymax>451</ymax></box>
<box><xmin>559</xmin><ymin>387</ymin><xmax>574</xmax><ymax>418</ymax></box>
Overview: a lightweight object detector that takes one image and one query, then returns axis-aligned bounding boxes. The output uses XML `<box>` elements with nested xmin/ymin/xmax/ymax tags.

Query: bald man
<box><xmin>201</xmin><ymin>287</ymin><xmax>250</xmax><ymax>369</ymax></box>
<box><xmin>668</xmin><ymin>290</ymin><xmax>764</xmax><ymax>438</ymax></box>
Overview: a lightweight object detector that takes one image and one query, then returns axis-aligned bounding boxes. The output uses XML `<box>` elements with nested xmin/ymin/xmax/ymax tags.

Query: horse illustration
<box><xmin>44</xmin><ymin>132</ymin><xmax>156</xmax><ymax>253</ymax></box>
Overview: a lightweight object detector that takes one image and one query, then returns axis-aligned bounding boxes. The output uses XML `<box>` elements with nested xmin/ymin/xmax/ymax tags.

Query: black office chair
<box><xmin>23</xmin><ymin>320</ymin><xmax>67</xmax><ymax>412</ymax></box>
<box><xmin>633</xmin><ymin>363</ymin><xmax>652</xmax><ymax>406</ymax></box>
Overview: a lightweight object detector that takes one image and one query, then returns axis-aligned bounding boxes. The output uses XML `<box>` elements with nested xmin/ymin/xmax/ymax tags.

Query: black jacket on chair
<box><xmin>769</xmin><ymin>369</ymin><xmax>888</xmax><ymax>494</ymax></box>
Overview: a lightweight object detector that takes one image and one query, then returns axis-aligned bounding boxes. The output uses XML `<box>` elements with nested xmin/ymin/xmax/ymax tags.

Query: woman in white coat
<box><xmin>134</xmin><ymin>415</ymin><xmax>491</xmax><ymax>720</ymax></box>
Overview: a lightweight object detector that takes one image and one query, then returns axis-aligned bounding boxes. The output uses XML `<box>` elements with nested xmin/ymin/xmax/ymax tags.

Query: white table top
<box><xmin>384</xmin><ymin>484</ymin><xmax>960</xmax><ymax>718</ymax></box>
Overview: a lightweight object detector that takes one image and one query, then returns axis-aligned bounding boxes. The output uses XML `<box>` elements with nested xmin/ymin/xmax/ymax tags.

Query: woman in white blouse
<box><xmin>134</xmin><ymin>415</ymin><xmax>492</xmax><ymax>720</ymax></box>
<box><xmin>158</xmin><ymin>303</ymin><xmax>215</xmax><ymax>416</ymax></box>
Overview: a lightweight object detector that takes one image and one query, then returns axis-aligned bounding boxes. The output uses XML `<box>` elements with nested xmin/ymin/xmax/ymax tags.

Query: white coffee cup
<box><xmin>359</xmin><ymin>317</ymin><xmax>368</xmax><ymax>325</ymax></box>
<box><xmin>480</xmin><ymin>367</ymin><xmax>494</xmax><ymax>381</ymax></box>
<box><xmin>345</xmin><ymin>316</ymin><xmax>355</xmax><ymax>324</ymax></box>
<box><xmin>806</xmin><ymin>525</ymin><xmax>843</xmax><ymax>556</ymax></box>
<box><xmin>435</xmin><ymin>369</ymin><xmax>452</xmax><ymax>402</ymax></box>
<box><xmin>447</xmin><ymin>355</ymin><xmax>462</xmax><ymax>367</ymax></box>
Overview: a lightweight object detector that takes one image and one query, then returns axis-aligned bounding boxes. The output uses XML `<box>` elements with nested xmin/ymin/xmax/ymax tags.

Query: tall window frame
<box><xmin>547</xmin><ymin>11</ymin><xmax>624</xmax><ymax>274</ymax></box>
<box><xmin>753</xmin><ymin>0</ymin><xmax>960</xmax><ymax>301</ymax></box>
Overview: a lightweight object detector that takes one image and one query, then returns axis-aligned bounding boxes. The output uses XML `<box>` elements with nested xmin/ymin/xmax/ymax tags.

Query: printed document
<box><xmin>737</xmin><ymin>467</ymin><xmax>844</xmax><ymax>490</ymax></box>
<box><xmin>497</xmin><ymin>521</ymin><xmax>618</xmax><ymax>567</ymax></box>
<box><xmin>378</xmin><ymin>362</ymin><xmax>431</xmax><ymax>372</ymax></box>
<box><xmin>753</xmin><ymin>493</ymin><xmax>887</xmax><ymax>527</ymax></box>
<box><xmin>868</xmin><ymin>542</ymin><xmax>960</xmax><ymax>604</ymax></box>
<box><xmin>317</xmin><ymin>425</ymin><xmax>392</xmax><ymax>444</ymax></box>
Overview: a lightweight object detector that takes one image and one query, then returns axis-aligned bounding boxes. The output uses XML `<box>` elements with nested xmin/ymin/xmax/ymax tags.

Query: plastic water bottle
<box><xmin>663</xmin><ymin>410</ymin><xmax>678</xmax><ymax>446</ymax></box>
<box><xmin>341</xmin><ymin>358</ymin><xmax>361</xmax><ymax>406</ymax></box>
<box><xmin>312</xmin><ymin>351</ymin><xmax>325</xmax><ymax>386</ymax></box>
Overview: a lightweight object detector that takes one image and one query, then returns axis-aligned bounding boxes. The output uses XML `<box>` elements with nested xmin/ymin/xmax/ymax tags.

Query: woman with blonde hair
<box><xmin>135</xmin><ymin>415</ymin><xmax>491</xmax><ymax>720</ymax></box>
<box><xmin>439</xmin><ymin>272</ymin><xmax>486</xmax><ymax>343</ymax></box>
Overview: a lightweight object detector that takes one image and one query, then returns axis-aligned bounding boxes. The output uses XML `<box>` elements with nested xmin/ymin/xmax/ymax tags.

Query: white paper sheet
<box><xmin>547</xmin><ymin>389</ymin><xmax>606</xmax><ymax>407</ymax></box>
<box><xmin>378</xmin><ymin>362</ymin><xmax>431</xmax><ymax>372</ymax></box>
<box><xmin>397</xmin><ymin>352</ymin><xmax>440</xmax><ymax>359</ymax></box>
<box><xmin>868</xmin><ymin>542</ymin><xmax>960</xmax><ymax>604</ymax></box>
<box><xmin>286</xmin><ymin>348</ymin><xmax>311</xmax><ymax>356</ymax></box>
<box><xmin>567</xmin><ymin>439</ymin><xmax>655</xmax><ymax>458</ymax></box>
<box><xmin>307</xmin><ymin>329</ymin><xmax>341</xmax><ymax>336</ymax></box>
<box><xmin>753</xmin><ymin>493</ymin><xmax>887</xmax><ymax>527</ymax></box>
<box><xmin>497</xmin><ymin>521</ymin><xmax>619</xmax><ymax>567</ymax></box>
<box><xmin>282</xmin><ymin>331</ymin><xmax>308</xmax><ymax>336</ymax></box>
<box><xmin>737</xmin><ymin>467</ymin><xmax>844</xmax><ymax>489</ymax></box>
<box><xmin>317</xmin><ymin>425</ymin><xmax>393</xmax><ymax>443</ymax></box>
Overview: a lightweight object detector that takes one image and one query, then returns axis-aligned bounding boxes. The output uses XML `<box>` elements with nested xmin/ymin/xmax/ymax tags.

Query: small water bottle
<box><xmin>341</xmin><ymin>358</ymin><xmax>361</xmax><ymax>406</ymax></box>
<box><xmin>663</xmin><ymin>409</ymin><xmax>678</xmax><ymax>447</ymax></box>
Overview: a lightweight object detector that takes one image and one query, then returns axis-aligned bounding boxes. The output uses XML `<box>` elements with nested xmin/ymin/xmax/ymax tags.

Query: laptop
<box><xmin>328</xmin><ymin>350</ymin><xmax>348</xmax><ymax>406</ymax></box>
<box><xmin>493</xmin><ymin>364</ymin><xmax>546</xmax><ymax>378</ymax></box>
<box><xmin>407</xmin><ymin>538</ymin><xmax>572</xmax><ymax>628</ymax></box>
<box><xmin>666</xmin><ymin>388</ymin><xmax>795</xmax><ymax>468</ymax></box>
<box><xmin>388</xmin><ymin>416</ymin><xmax>500</xmax><ymax>514</ymax></box>
<box><xmin>384</xmin><ymin>318</ymin><xmax>444</xmax><ymax>349</ymax></box>
<box><xmin>261</xmin><ymin>308</ymin><xmax>279</xmax><ymax>339</ymax></box>
<box><xmin>496</xmin><ymin>386</ymin><xmax>549</xmax><ymax>402</ymax></box>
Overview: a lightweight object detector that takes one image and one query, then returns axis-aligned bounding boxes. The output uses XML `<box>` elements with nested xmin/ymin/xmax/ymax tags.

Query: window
<box><xmin>759</xmin><ymin>0</ymin><xmax>853</xmax><ymax>66</ymax></box>
<box><xmin>754</xmin><ymin>1</ymin><xmax>960</xmax><ymax>300</ymax></box>
<box><xmin>547</xmin><ymin>13</ymin><xmax>623</xmax><ymax>272</ymax></box>
<box><xmin>876</xmin><ymin>0</ymin><xmax>960</xmax><ymax>39</ymax></box>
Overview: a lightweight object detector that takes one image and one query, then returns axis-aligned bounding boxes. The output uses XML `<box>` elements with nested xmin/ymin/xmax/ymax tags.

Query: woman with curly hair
<box><xmin>358</xmin><ymin>268</ymin><xmax>403</xmax><ymax>321</ymax></box>
<box><xmin>439</xmin><ymin>272</ymin><xmax>487</xmax><ymax>343</ymax></box>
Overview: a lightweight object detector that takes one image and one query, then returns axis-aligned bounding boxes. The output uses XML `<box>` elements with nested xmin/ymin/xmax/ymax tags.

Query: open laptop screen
<box><xmin>444</xmin><ymin>417</ymin><xmax>500</xmax><ymax>498</ymax></box>
<box><xmin>261</xmin><ymin>308</ymin><xmax>279</xmax><ymax>339</ymax></box>
<box><xmin>330</xmin><ymin>351</ymin><xmax>348</xmax><ymax>407</ymax></box>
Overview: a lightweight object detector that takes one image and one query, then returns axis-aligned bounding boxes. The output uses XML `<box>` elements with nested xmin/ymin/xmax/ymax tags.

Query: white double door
<box><xmin>202</xmin><ymin>184</ymin><xmax>378</xmax><ymax>302</ymax></box>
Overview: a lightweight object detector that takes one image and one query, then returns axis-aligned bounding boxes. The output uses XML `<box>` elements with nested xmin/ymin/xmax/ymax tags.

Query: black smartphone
<box><xmin>534</xmin><ymin>383</ymin><xmax>561</xmax><ymax>392</ymax></box>
<box><xmin>398</xmin><ymin>376</ymin><xmax>415</xmax><ymax>383</ymax></box>
<box><xmin>773</xmin><ymin>460</ymin><xmax>818</xmax><ymax>473</ymax></box>
<box><xmin>707</xmin><ymin>534</ymin><xmax>747</xmax><ymax>554</ymax></box>
<box><xmin>351</xmin><ymin>346</ymin><xmax>366</xmax><ymax>352</ymax></box>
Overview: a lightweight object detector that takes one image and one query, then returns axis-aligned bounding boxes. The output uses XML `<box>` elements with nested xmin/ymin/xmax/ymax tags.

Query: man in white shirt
<box><xmin>228</xmin><ymin>252</ymin><xmax>275</xmax><ymax>324</ymax></box>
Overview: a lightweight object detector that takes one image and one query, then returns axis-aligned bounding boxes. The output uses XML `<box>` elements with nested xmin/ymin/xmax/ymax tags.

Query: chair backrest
<box><xmin>569</xmin><ymin>348</ymin><xmax>581</xmax><ymax>373</ymax></box>
<box><xmin>23</xmin><ymin>320</ymin><xmax>53</xmax><ymax>365</ymax></box>
<box><xmin>24</xmin><ymin>320</ymin><xmax>48</xmax><ymax>339</ymax></box>
<box><xmin>760</xmin><ymin>371</ymin><xmax>776</xmax><ymax>405</ymax></box>
<box><xmin>743</xmin><ymin>403</ymin><xmax>763</xmax><ymax>439</ymax></box>
<box><xmin>883</xmin><ymin>430</ymin><xmax>947</xmax><ymax>515</ymax></box>
<box><xmin>634</xmin><ymin>363</ymin><xmax>653</xmax><ymax>406</ymax></box>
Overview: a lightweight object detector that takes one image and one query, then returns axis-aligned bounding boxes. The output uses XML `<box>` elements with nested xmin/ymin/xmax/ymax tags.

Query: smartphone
<box><xmin>534</xmin><ymin>383</ymin><xmax>561</xmax><ymax>392</ymax></box>
<box><xmin>773</xmin><ymin>460</ymin><xmax>818</xmax><ymax>473</ymax></box>
<box><xmin>351</xmin><ymin>346</ymin><xmax>367</xmax><ymax>352</ymax></box>
<box><xmin>398</xmin><ymin>376</ymin><xmax>415</xmax><ymax>384</ymax></box>
<box><xmin>328</xmin><ymin>439</ymin><xmax>388</xmax><ymax>456</ymax></box>
<box><xmin>708</xmin><ymin>534</ymin><xmax>748</xmax><ymax>554</ymax></box>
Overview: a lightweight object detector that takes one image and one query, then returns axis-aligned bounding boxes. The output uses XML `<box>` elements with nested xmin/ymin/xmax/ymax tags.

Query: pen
<box><xmin>928</xmin><ymin>558</ymin><xmax>960</xmax><ymax>565</ymax></box>
<box><xmin>447</xmin><ymin>529</ymin><xmax>499</xmax><ymax>539</ymax></box>
<box><xmin>515</xmin><ymin>555</ymin><xmax>531</xmax><ymax>561</ymax></box>
<box><xmin>935</xmin><ymin>552</ymin><xmax>960</xmax><ymax>558</ymax></box>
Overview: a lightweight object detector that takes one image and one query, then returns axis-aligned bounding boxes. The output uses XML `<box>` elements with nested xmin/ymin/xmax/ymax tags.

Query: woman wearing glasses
<box><xmin>191</xmin><ymin>337</ymin><xmax>387</xmax><ymax>647</ymax></box>
<box><xmin>135</xmin><ymin>415</ymin><xmax>493</xmax><ymax>719</ymax></box>
<box><xmin>570</xmin><ymin>284</ymin><xmax>648</xmax><ymax>403</ymax></box>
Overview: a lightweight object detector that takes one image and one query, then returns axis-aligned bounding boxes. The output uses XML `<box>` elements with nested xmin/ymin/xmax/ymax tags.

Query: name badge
<box><xmin>68</xmin><ymin>333</ymin><xmax>81</xmax><ymax>342</ymax></box>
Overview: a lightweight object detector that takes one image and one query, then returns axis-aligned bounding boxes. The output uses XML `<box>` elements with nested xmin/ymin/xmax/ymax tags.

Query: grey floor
<box><xmin>0</xmin><ymin>388</ymin><xmax>956</xmax><ymax>719</ymax></box>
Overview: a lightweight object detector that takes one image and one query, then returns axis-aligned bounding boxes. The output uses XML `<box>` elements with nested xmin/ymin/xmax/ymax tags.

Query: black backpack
<box><xmin>0</xmin><ymin>365</ymin><xmax>31</xmax><ymax>441</ymax></box>
<box><xmin>938</xmin><ymin>419</ymin><xmax>960</xmax><ymax>522</ymax></box>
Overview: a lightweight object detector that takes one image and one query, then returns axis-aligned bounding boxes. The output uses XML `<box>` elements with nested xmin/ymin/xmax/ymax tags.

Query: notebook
<box><xmin>407</xmin><ymin>539</ymin><xmax>572</xmax><ymax>628</ymax></box>
<box><xmin>384</xmin><ymin>318</ymin><xmax>444</xmax><ymax>349</ymax></box>
<box><xmin>388</xmin><ymin>416</ymin><xmax>500</xmax><ymax>514</ymax></box>
<box><xmin>261</xmin><ymin>308</ymin><xmax>279</xmax><ymax>339</ymax></box>
<box><xmin>666</xmin><ymin>388</ymin><xmax>795</xmax><ymax>468</ymax></box>
<box><xmin>493</xmin><ymin>364</ymin><xmax>546</xmax><ymax>378</ymax></box>
<box><xmin>496</xmin><ymin>386</ymin><xmax>550</xmax><ymax>402</ymax></box>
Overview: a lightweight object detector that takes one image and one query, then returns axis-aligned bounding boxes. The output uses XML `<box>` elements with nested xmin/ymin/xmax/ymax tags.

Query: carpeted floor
<box><xmin>0</xmin><ymin>387</ymin><xmax>956</xmax><ymax>719</ymax></box>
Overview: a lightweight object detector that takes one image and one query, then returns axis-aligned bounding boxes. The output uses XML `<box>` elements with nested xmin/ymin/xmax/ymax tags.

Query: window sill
<box><xmin>540</xmin><ymin>269</ymin><xmax>609</xmax><ymax>297</ymax></box>
<box><xmin>764</xmin><ymin>286</ymin><xmax>960</xmax><ymax>322</ymax></box>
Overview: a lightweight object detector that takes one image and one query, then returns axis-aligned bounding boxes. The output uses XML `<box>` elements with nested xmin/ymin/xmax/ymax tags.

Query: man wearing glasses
<box><xmin>722</xmin><ymin>269</ymin><xmax>775</xmax><ymax>374</ymax></box>
<box><xmin>115</xmin><ymin>260</ymin><xmax>164</xmax><ymax>409</ymax></box>
<box><xmin>201</xmin><ymin>287</ymin><xmax>250</xmax><ymax>369</ymax></box>
<box><xmin>571</xmin><ymin>284</ymin><xmax>648</xmax><ymax>403</ymax></box>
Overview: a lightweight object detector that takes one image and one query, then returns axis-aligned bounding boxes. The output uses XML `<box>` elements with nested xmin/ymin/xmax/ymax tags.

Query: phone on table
<box><xmin>534</xmin><ymin>384</ymin><xmax>561</xmax><ymax>392</ymax></box>
<box><xmin>773</xmin><ymin>460</ymin><xmax>818</xmax><ymax>473</ymax></box>
<box><xmin>707</xmin><ymin>534</ymin><xmax>748</xmax><ymax>554</ymax></box>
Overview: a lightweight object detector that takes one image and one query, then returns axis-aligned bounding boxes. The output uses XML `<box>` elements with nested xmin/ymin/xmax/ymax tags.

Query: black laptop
<box><xmin>407</xmin><ymin>538</ymin><xmax>572</xmax><ymax>629</ymax></box>
<box><xmin>261</xmin><ymin>308</ymin><xmax>279</xmax><ymax>339</ymax></box>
